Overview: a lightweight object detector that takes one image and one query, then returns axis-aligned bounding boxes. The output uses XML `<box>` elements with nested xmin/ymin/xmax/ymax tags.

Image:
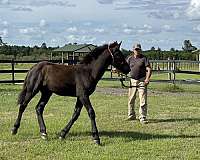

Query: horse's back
<box><xmin>39</xmin><ymin>62</ymin><xmax>77</xmax><ymax>95</ymax></box>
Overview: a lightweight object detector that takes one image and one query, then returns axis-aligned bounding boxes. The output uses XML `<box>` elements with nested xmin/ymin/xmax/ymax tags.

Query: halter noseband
<box><xmin>107</xmin><ymin>44</ymin><xmax>115</xmax><ymax>63</ymax></box>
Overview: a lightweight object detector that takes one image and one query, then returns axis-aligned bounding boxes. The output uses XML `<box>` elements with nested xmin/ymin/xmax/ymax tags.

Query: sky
<box><xmin>0</xmin><ymin>0</ymin><xmax>200</xmax><ymax>50</ymax></box>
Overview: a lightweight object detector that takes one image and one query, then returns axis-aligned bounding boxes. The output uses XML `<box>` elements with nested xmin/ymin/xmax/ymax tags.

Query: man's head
<box><xmin>133</xmin><ymin>43</ymin><xmax>142</xmax><ymax>55</ymax></box>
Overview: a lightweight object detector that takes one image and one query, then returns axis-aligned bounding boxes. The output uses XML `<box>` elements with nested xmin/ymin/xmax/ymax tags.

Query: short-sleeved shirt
<box><xmin>127</xmin><ymin>54</ymin><xmax>150</xmax><ymax>80</ymax></box>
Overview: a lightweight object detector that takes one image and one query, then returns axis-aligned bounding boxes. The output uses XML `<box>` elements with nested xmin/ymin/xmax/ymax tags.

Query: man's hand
<box><xmin>144</xmin><ymin>79</ymin><xmax>150</xmax><ymax>85</ymax></box>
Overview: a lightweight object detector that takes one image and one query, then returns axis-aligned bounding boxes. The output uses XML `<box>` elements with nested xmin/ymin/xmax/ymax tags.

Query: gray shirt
<box><xmin>127</xmin><ymin>54</ymin><xmax>150</xmax><ymax>80</ymax></box>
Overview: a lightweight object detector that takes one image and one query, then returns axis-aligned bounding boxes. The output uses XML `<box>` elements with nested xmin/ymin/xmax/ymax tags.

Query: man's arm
<box><xmin>144</xmin><ymin>66</ymin><xmax>152</xmax><ymax>85</ymax></box>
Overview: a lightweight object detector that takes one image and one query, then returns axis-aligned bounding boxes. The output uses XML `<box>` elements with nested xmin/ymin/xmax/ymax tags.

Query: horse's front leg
<box><xmin>79</xmin><ymin>95</ymin><xmax>100</xmax><ymax>145</ymax></box>
<box><xmin>59</xmin><ymin>98</ymin><xmax>83</xmax><ymax>139</ymax></box>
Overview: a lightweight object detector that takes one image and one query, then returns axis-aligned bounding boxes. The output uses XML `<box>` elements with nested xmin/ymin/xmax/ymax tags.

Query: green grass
<box><xmin>0</xmin><ymin>83</ymin><xmax>200</xmax><ymax>159</ymax></box>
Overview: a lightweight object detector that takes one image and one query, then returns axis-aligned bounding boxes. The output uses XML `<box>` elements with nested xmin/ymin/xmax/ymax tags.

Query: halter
<box><xmin>107</xmin><ymin>44</ymin><xmax>114</xmax><ymax>63</ymax></box>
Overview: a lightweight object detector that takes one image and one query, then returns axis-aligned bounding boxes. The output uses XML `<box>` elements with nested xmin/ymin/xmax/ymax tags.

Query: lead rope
<box><xmin>107</xmin><ymin>44</ymin><xmax>114</xmax><ymax>64</ymax></box>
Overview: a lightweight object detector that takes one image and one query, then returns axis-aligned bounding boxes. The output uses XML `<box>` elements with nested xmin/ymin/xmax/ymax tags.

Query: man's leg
<box><xmin>138</xmin><ymin>82</ymin><xmax>148</xmax><ymax>123</ymax></box>
<box><xmin>127</xmin><ymin>79</ymin><xmax>137</xmax><ymax>120</ymax></box>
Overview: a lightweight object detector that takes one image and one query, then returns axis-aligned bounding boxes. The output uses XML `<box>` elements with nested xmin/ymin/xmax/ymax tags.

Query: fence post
<box><xmin>172</xmin><ymin>57</ymin><xmax>176</xmax><ymax>84</ymax></box>
<box><xmin>199</xmin><ymin>53</ymin><xmax>200</xmax><ymax>72</ymax></box>
<box><xmin>11</xmin><ymin>59</ymin><xmax>15</xmax><ymax>84</ymax></box>
<box><xmin>61</xmin><ymin>52</ymin><xmax>64</xmax><ymax>64</ymax></box>
<box><xmin>167</xmin><ymin>57</ymin><xmax>171</xmax><ymax>81</ymax></box>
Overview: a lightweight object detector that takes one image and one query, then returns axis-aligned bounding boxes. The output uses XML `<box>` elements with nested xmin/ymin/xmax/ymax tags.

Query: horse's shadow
<box><xmin>67</xmin><ymin>117</ymin><xmax>200</xmax><ymax>144</ymax></box>
<box><xmin>69</xmin><ymin>130</ymin><xmax>199</xmax><ymax>142</ymax></box>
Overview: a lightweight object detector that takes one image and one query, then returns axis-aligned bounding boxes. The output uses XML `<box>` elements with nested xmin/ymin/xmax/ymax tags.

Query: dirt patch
<box><xmin>96</xmin><ymin>87</ymin><xmax>127</xmax><ymax>96</ymax></box>
<box><xmin>95</xmin><ymin>87</ymin><xmax>200</xmax><ymax>97</ymax></box>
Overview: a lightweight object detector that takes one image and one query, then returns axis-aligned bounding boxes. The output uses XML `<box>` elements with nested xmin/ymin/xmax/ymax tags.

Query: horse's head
<box><xmin>108</xmin><ymin>41</ymin><xmax>130</xmax><ymax>75</ymax></box>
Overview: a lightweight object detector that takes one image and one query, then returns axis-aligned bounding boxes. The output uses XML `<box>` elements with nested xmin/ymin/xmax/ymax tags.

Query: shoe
<box><xmin>126</xmin><ymin>116</ymin><xmax>136</xmax><ymax>121</ymax></box>
<box><xmin>139</xmin><ymin>117</ymin><xmax>148</xmax><ymax>124</ymax></box>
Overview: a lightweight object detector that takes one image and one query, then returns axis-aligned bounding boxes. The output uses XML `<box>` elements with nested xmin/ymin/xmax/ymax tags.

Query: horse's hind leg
<box><xmin>59</xmin><ymin>98</ymin><xmax>83</xmax><ymax>139</ymax></box>
<box><xmin>35</xmin><ymin>90</ymin><xmax>52</xmax><ymax>139</ymax></box>
<box><xmin>11</xmin><ymin>92</ymin><xmax>37</xmax><ymax>135</ymax></box>
<box><xmin>79</xmin><ymin>95</ymin><xmax>100</xmax><ymax>145</ymax></box>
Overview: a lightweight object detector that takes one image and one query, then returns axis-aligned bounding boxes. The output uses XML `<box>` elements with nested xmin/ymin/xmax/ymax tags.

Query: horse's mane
<box><xmin>80</xmin><ymin>44</ymin><xmax>108</xmax><ymax>64</ymax></box>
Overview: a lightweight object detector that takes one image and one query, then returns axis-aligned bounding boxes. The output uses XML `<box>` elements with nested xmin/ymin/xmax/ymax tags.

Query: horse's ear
<box><xmin>118</xmin><ymin>41</ymin><xmax>122</xmax><ymax>48</ymax></box>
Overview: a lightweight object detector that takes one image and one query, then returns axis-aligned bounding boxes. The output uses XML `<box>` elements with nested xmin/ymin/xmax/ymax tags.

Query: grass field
<box><xmin>0</xmin><ymin>82</ymin><xmax>200</xmax><ymax>159</ymax></box>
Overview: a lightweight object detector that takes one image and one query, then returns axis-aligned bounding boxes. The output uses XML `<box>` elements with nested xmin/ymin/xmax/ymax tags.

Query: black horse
<box><xmin>11</xmin><ymin>41</ymin><xmax>130</xmax><ymax>145</ymax></box>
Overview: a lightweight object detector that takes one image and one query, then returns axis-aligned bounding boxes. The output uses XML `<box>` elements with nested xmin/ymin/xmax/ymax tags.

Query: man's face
<box><xmin>133</xmin><ymin>48</ymin><xmax>141</xmax><ymax>55</ymax></box>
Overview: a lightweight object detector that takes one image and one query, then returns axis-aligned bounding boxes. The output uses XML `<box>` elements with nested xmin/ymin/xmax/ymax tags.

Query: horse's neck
<box><xmin>90</xmin><ymin>51</ymin><xmax>111</xmax><ymax>81</ymax></box>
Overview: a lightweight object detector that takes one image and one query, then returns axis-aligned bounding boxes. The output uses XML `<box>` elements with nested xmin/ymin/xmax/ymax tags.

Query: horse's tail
<box><xmin>17</xmin><ymin>62</ymin><xmax>46</xmax><ymax>105</ymax></box>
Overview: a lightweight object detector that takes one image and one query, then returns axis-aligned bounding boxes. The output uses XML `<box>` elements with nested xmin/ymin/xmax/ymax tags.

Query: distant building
<box><xmin>53</xmin><ymin>43</ymin><xmax>97</xmax><ymax>64</ymax></box>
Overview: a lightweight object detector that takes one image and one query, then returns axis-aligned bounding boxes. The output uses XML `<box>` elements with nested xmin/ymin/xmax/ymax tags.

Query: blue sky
<box><xmin>0</xmin><ymin>0</ymin><xmax>200</xmax><ymax>50</ymax></box>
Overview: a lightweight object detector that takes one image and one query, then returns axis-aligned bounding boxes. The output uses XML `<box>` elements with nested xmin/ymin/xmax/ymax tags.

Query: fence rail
<box><xmin>0</xmin><ymin>59</ymin><xmax>113</xmax><ymax>84</ymax></box>
<box><xmin>0</xmin><ymin>59</ymin><xmax>200</xmax><ymax>84</ymax></box>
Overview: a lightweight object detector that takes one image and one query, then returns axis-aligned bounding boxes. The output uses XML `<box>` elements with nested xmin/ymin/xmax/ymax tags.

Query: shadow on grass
<box><xmin>99</xmin><ymin>131</ymin><xmax>199</xmax><ymax>140</ymax></box>
<box><xmin>149</xmin><ymin>118</ymin><xmax>200</xmax><ymax>123</ymax></box>
<box><xmin>67</xmin><ymin>130</ymin><xmax>199</xmax><ymax>142</ymax></box>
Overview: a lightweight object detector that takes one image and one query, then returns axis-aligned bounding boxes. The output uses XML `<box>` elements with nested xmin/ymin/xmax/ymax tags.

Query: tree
<box><xmin>150</xmin><ymin>46</ymin><xmax>155</xmax><ymax>51</ymax></box>
<box><xmin>0</xmin><ymin>36</ymin><xmax>6</xmax><ymax>46</ymax></box>
<box><xmin>170</xmin><ymin>48</ymin><xmax>175</xmax><ymax>52</ymax></box>
<box><xmin>157</xmin><ymin>47</ymin><xmax>161</xmax><ymax>52</ymax></box>
<box><xmin>41</xmin><ymin>42</ymin><xmax>47</xmax><ymax>49</ymax></box>
<box><xmin>182</xmin><ymin>40</ymin><xmax>197</xmax><ymax>52</ymax></box>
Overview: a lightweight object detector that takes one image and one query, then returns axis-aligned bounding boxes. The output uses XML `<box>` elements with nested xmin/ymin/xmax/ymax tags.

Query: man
<box><xmin>126</xmin><ymin>43</ymin><xmax>152</xmax><ymax>124</ymax></box>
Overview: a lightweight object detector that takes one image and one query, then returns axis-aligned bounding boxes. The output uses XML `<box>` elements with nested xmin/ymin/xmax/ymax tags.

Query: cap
<box><xmin>133</xmin><ymin>43</ymin><xmax>141</xmax><ymax>50</ymax></box>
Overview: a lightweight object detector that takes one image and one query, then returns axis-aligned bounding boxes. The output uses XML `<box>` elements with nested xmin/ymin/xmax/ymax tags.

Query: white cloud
<box><xmin>83</xmin><ymin>22</ymin><xmax>92</xmax><ymax>26</ymax></box>
<box><xmin>0</xmin><ymin>0</ymin><xmax>9</xmax><ymax>5</ymax></box>
<box><xmin>0</xmin><ymin>0</ymin><xmax>76</xmax><ymax>12</ymax></box>
<box><xmin>136</xmin><ymin>24</ymin><xmax>157</xmax><ymax>35</ymax></box>
<box><xmin>66</xmin><ymin>35</ymin><xmax>79</xmax><ymax>42</ymax></box>
<box><xmin>81</xmin><ymin>35</ymin><xmax>96</xmax><ymax>43</ymax></box>
<box><xmin>148</xmin><ymin>10</ymin><xmax>182</xmax><ymax>20</ymax></box>
<box><xmin>39</xmin><ymin>19</ymin><xmax>47</xmax><ymax>27</ymax></box>
<box><xmin>2</xmin><ymin>21</ymin><xmax>8</xmax><ymax>26</ymax></box>
<box><xmin>123</xmin><ymin>28</ymin><xmax>133</xmax><ymax>34</ymax></box>
<box><xmin>0</xmin><ymin>29</ymin><xmax>8</xmax><ymax>37</ymax></box>
<box><xmin>193</xmin><ymin>24</ymin><xmax>200</xmax><ymax>32</ymax></box>
<box><xmin>66</xmin><ymin>34</ymin><xmax>96</xmax><ymax>44</ymax></box>
<box><xmin>19</xmin><ymin>26</ymin><xmax>46</xmax><ymax>36</ymax></box>
<box><xmin>0</xmin><ymin>19</ymin><xmax>8</xmax><ymax>27</ymax></box>
<box><xmin>12</xmin><ymin>6</ymin><xmax>33</xmax><ymax>12</ymax></box>
<box><xmin>97</xmin><ymin>0</ymin><xmax>188</xmax><ymax>20</ymax></box>
<box><xmin>19</xmin><ymin>27</ymin><xmax>36</xmax><ymax>34</ymax></box>
<box><xmin>143</xmin><ymin>24</ymin><xmax>152</xmax><ymax>29</ymax></box>
<box><xmin>66</xmin><ymin>27</ymin><xmax>78</xmax><ymax>33</ymax></box>
<box><xmin>96</xmin><ymin>0</ymin><xmax>114</xmax><ymax>4</ymax></box>
<box><xmin>94</xmin><ymin>28</ymin><xmax>105</xmax><ymax>33</ymax></box>
<box><xmin>162</xmin><ymin>25</ymin><xmax>174</xmax><ymax>32</ymax></box>
<box><xmin>187</xmin><ymin>0</ymin><xmax>200</xmax><ymax>20</ymax></box>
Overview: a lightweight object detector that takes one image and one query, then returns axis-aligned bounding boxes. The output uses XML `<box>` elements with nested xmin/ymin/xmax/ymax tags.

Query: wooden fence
<box><xmin>0</xmin><ymin>60</ymin><xmax>78</xmax><ymax>83</ymax></box>
<box><xmin>0</xmin><ymin>59</ymin><xmax>200</xmax><ymax>84</ymax></box>
<box><xmin>149</xmin><ymin>59</ymin><xmax>200</xmax><ymax>84</ymax></box>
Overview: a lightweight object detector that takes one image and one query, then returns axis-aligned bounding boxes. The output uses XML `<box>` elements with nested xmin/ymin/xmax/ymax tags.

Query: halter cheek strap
<box><xmin>107</xmin><ymin>44</ymin><xmax>114</xmax><ymax>63</ymax></box>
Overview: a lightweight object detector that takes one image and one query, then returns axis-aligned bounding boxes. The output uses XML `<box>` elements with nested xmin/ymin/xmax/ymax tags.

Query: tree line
<box><xmin>0</xmin><ymin>37</ymin><xmax>199</xmax><ymax>61</ymax></box>
<box><xmin>122</xmin><ymin>39</ymin><xmax>198</xmax><ymax>60</ymax></box>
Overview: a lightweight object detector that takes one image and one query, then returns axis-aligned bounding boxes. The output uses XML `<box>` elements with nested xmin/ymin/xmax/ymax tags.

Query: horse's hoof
<box><xmin>41</xmin><ymin>133</ymin><xmax>48</xmax><ymax>140</ymax></box>
<box><xmin>94</xmin><ymin>139</ymin><xmax>100</xmax><ymax>145</ymax></box>
<box><xmin>59</xmin><ymin>136</ymin><xmax>64</xmax><ymax>140</ymax></box>
<box><xmin>58</xmin><ymin>131</ymin><xmax>66</xmax><ymax>140</ymax></box>
<box><xmin>11</xmin><ymin>128</ymin><xmax>17</xmax><ymax>135</ymax></box>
